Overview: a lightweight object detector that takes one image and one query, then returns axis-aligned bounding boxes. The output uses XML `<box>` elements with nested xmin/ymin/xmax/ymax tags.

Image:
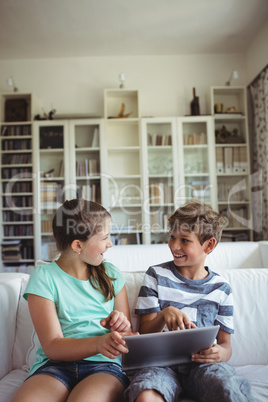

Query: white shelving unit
<box><xmin>1</xmin><ymin>88</ymin><xmax>254</xmax><ymax>265</ymax></box>
<box><xmin>141</xmin><ymin>116</ymin><xmax>216</xmax><ymax>244</ymax></box>
<box><xmin>102</xmin><ymin>89</ymin><xmax>144</xmax><ymax>245</ymax></box>
<box><xmin>211</xmin><ymin>86</ymin><xmax>253</xmax><ymax>241</ymax></box>
<box><xmin>33</xmin><ymin>120</ymin><xmax>70</xmax><ymax>261</ymax></box>
<box><xmin>0</xmin><ymin>93</ymin><xmax>36</xmax><ymax>272</ymax></box>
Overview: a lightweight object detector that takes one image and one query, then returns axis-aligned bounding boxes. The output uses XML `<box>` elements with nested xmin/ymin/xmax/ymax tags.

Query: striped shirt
<box><xmin>135</xmin><ymin>261</ymin><xmax>234</xmax><ymax>334</ymax></box>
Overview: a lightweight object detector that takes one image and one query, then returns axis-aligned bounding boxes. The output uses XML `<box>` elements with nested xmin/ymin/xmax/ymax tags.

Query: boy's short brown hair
<box><xmin>168</xmin><ymin>201</ymin><xmax>227</xmax><ymax>245</ymax></box>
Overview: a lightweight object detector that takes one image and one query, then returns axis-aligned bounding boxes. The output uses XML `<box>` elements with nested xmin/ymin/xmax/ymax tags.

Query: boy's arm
<box><xmin>139</xmin><ymin>307</ymin><xmax>196</xmax><ymax>334</ymax></box>
<box><xmin>191</xmin><ymin>328</ymin><xmax>232</xmax><ymax>363</ymax></box>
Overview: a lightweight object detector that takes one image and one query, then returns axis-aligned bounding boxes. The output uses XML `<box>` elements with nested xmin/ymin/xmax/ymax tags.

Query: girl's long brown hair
<box><xmin>52</xmin><ymin>199</ymin><xmax>115</xmax><ymax>301</ymax></box>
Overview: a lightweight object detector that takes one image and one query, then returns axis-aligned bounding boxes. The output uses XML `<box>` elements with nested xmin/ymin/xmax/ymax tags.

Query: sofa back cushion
<box><xmin>124</xmin><ymin>269</ymin><xmax>268</xmax><ymax>366</ymax></box>
<box><xmin>221</xmin><ymin>269</ymin><xmax>268</xmax><ymax>366</ymax></box>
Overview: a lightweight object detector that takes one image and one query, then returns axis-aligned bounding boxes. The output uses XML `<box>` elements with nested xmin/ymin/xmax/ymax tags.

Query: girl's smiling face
<box><xmin>80</xmin><ymin>217</ymin><xmax>113</xmax><ymax>266</ymax></box>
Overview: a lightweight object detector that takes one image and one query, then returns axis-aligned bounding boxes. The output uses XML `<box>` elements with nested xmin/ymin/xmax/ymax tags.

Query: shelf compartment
<box><xmin>107</xmin><ymin>149</ymin><xmax>140</xmax><ymax>176</ymax></box>
<box><xmin>106</xmin><ymin>120</ymin><xmax>140</xmax><ymax>147</ymax></box>
<box><xmin>184</xmin><ymin>147</ymin><xmax>209</xmax><ymax>175</ymax></box>
<box><xmin>104</xmin><ymin>89</ymin><xmax>139</xmax><ymax>119</ymax></box>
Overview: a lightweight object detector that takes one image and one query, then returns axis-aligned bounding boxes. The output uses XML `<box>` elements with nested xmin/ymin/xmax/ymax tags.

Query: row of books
<box><xmin>183</xmin><ymin>132</ymin><xmax>207</xmax><ymax>145</ymax></box>
<box><xmin>221</xmin><ymin>232</ymin><xmax>249</xmax><ymax>242</ymax></box>
<box><xmin>2</xmin><ymin>210</ymin><xmax>33</xmax><ymax>222</ymax></box>
<box><xmin>217</xmin><ymin>181</ymin><xmax>248</xmax><ymax>202</ymax></box>
<box><xmin>40</xmin><ymin>182</ymin><xmax>61</xmax><ymax>204</ymax></box>
<box><xmin>41</xmin><ymin>219</ymin><xmax>53</xmax><ymax>233</ymax></box>
<box><xmin>2</xmin><ymin>181</ymin><xmax>32</xmax><ymax>193</ymax></box>
<box><xmin>78</xmin><ymin>184</ymin><xmax>101</xmax><ymax>203</ymax></box>
<box><xmin>221</xmin><ymin>207</ymin><xmax>248</xmax><ymax>228</ymax></box>
<box><xmin>2</xmin><ymin>139</ymin><xmax>32</xmax><ymax>150</ymax></box>
<box><xmin>4</xmin><ymin>225</ymin><xmax>33</xmax><ymax>237</ymax></box>
<box><xmin>76</xmin><ymin>159</ymin><xmax>98</xmax><ymax>177</ymax></box>
<box><xmin>147</xmin><ymin>133</ymin><xmax>172</xmax><ymax>146</ymax></box>
<box><xmin>1</xmin><ymin>167</ymin><xmax>32</xmax><ymax>179</ymax></box>
<box><xmin>150</xmin><ymin>212</ymin><xmax>171</xmax><ymax>231</ymax></box>
<box><xmin>149</xmin><ymin>182</ymin><xmax>173</xmax><ymax>204</ymax></box>
<box><xmin>216</xmin><ymin>147</ymin><xmax>247</xmax><ymax>174</ymax></box>
<box><xmin>2</xmin><ymin>196</ymin><xmax>33</xmax><ymax>208</ymax></box>
<box><xmin>1</xmin><ymin>125</ymin><xmax>31</xmax><ymax>137</ymax></box>
<box><xmin>2</xmin><ymin>153</ymin><xmax>32</xmax><ymax>165</ymax></box>
<box><xmin>1</xmin><ymin>240</ymin><xmax>22</xmax><ymax>261</ymax></box>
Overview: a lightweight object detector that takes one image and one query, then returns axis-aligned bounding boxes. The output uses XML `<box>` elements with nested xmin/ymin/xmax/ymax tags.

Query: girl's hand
<box><xmin>191</xmin><ymin>343</ymin><xmax>223</xmax><ymax>363</ymax></box>
<box><xmin>100</xmin><ymin>310</ymin><xmax>131</xmax><ymax>332</ymax></box>
<box><xmin>161</xmin><ymin>306</ymin><xmax>197</xmax><ymax>331</ymax></box>
<box><xmin>97</xmin><ymin>331</ymin><xmax>129</xmax><ymax>359</ymax></box>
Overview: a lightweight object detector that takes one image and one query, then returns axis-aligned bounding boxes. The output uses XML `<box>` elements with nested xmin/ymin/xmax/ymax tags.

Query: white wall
<box><xmin>246</xmin><ymin>21</ymin><xmax>268</xmax><ymax>84</ymax></box>
<box><xmin>0</xmin><ymin>53</ymin><xmax>246</xmax><ymax>117</ymax></box>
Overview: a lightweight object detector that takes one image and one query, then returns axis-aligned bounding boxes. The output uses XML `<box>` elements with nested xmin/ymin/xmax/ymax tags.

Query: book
<box><xmin>216</xmin><ymin>148</ymin><xmax>224</xmax><ymax>174</ymax></box>
<box><xmin>224</xmin><ymin>147</ymin><xmax>233</xmax><ymax>173</ymax></box>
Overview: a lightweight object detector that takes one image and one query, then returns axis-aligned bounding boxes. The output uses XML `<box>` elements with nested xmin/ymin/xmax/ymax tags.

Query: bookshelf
<box><xmin>0</xmin><ymin>93</ymin><xmax>36</xmax><ymax>272</ymax></box>
<box><xmin>141</xmin><ymin>116</ymin><xmax>216</xmax><ymax>244</ymax></box>
<box><xmin>141</xmin><ymin>118</ymin><xmax>179</xmax><ymax>244</ymax></box>
<box><xmin>177</xmin><ymin>116</ymin><xmax>217</xmax><ymax>209</ymax></box>
<box><xmin>211</xmin><ymin>86</ymin><xmax>253</xmax><ymax>241</ymax></box>
<box><xmin>33</xmin><ymin>120</ymin><xmax>70</xmax><ymax>261</ymax></box>
<box><xmin>102</xmin><ymin>89</ymin><xmax>144</xmax><ymax>245</ymax></box>
<box><xmin>68</xmin><ymin>119</ymin><xmax>104</xmax><ymax>203</ymax></box>
<box><xmin>0</xmin><ymin>88</ymin><xmax>254</xmax><ymax>265</ymax></box>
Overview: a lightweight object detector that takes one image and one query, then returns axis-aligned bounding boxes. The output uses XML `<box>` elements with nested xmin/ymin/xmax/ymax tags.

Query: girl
<box><xmin>12</xmin><ymin>199</ymin><xmax>132</xmax><ymax>402</ymax></box>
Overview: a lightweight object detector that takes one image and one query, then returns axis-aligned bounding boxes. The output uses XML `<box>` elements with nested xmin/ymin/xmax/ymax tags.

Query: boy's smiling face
<box><xmin>168</xmin><ymin>228</ymin><xmax>214</xmax><ymax>278</ymax></box>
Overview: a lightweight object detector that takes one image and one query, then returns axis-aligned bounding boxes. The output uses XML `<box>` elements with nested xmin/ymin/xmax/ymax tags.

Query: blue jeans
<box><xmin>27</xmin><ymin>360</ymin><xmax>129</xmax><ymax>391</ymax></box>
<box><xmin>124</xmin><ymin>362</ymin><xmax>254</xmax><ymax>402</ymax></box>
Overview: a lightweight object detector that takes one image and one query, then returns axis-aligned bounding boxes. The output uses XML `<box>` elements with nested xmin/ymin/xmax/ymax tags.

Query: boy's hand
<box><xmin>161</xmin><ymin>306</ymin><xmax>196</xmax><ymax>330</ymax></box>
<box><xmin>191</xmin><ymin>343</ymin><xmax>223</xmax><ymax>363</ymax></box>
<box><xmin>100</xmin><ymin>310</ymin><xmax>131</xmax><ymax>333</ymax></box>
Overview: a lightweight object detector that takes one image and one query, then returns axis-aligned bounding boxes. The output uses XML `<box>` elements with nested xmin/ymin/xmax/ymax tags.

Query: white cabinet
<box><xmin>211</xmin><ymin>86</ymin><xmax>252</xmax><ymax>241</ymax></box>
<box><xmin>34</xmin><ymin>119</ymin><xmax>104</xmax><ymax>260</ymax></box>
<box><xmin>177</xmin><ymin>116</ymin><xmax>217</xmax><ymax>209</ymax></box>
<box><xmin>0</xmin><ymin>93</ymin><xmax>36</xmax><ymax>272</ymax></box>
<box><xmin>141</xmin><ymin>117</ymin><xmax>179</xmax><ymax>244</ymax></box>
<box><xmin>102</xmin><ymin>89</ymin><xmax>144</xmax><ymax>245</ymax></box>
<box><xmin>141</xmin><ymin>116</ymin><xmax>216</xmax><ymax>244</ymax></box>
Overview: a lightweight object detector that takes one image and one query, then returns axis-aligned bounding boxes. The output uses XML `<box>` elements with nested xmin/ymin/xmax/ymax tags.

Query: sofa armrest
<box><xmin>0</xmin><ymin>274</ymin><xmax>26</xmax><ymax>379</ymax></box>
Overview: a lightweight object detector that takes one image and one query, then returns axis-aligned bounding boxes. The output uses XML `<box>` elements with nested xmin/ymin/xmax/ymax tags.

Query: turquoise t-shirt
<box><xmin>23</xmin><ymin>261</ymin><xmax>125</xmax><ymax>374</ymax></box>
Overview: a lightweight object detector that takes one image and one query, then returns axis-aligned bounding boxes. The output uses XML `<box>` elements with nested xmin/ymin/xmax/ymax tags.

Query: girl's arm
<box><xmin>28</xmin><ymin>293</ymin><xmax>129</xmax><ymax>362</ymax></box>
<box><xmin>101</xmin><ymin>285</ymin><xmax>132</xmax><ymax>332</ymax></box>
<box><xmin>191</xmin><ymin>328</ymin><xmax>232</xmax><ymax>363</ymax></box>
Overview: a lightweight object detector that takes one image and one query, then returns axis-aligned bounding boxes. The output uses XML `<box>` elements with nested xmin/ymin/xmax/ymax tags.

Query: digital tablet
<box><xmin>122</xmin><ymin>325</ymin><xmax>220</xmax><ymax>372</ymax></box>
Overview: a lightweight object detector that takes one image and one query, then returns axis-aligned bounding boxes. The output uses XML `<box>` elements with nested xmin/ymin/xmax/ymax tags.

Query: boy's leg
<box><xmin>10</xmin><ymin>374</ymin><xmax>70</xmax><ymax>402</ymax></box>
<box><xmin>66</xmin><ymin>372</ymin><xmax>125</xmax><ymax>402</ymax></box>
<box><xmin>124</xmin><ymin>366</ymin><xmax>182</xmax><ymax>402</ymax></box>
<box><xmin>177</xmin><ymin>362</ymin><xmax>254</xmax><ymax>402</ymax></box>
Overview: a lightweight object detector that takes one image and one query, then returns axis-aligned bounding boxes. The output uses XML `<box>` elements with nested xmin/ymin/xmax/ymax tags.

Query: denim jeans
<box><xmin>27</xmin><ymin>359</ymin><xmax>130</xmax><ymax>391</ymax></box>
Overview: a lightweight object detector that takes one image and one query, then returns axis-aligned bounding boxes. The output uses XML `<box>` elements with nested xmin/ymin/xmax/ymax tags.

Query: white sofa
<box><xmin>0</xmin><ymin>241</ymin><xmax>268</xmax><ymax>402</ymax></box>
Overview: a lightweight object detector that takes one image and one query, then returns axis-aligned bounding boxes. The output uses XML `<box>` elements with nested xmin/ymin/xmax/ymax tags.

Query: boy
<box><xmin>124</xmin><ymin>202</ymin><xmax>253</xmax><ymax>402</ymax></box>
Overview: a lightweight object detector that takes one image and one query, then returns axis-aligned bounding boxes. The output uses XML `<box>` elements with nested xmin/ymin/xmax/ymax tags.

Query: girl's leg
<box><xmin>10</xmin><ymin>374</ymin><xmax>69</xmax><ymax>402</ymax></box>
<box><xmin>66</xmin><ymin>372</ymin><xmax>125</xmax><ymax>402</ymax></box>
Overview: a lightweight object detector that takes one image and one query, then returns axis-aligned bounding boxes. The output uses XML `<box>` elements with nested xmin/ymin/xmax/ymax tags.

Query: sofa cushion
<box><xmin>221</xmin><ymin>269</ymin><xmax>268</xmax><ymax>366</ymax></box>
<box><xmin>206</xmin><ymin>241</ymin><xmax>264</xmax><ymax>271</ymax></box>
<box><xmin>0</xmin><ymin>369</ymin><xmax>28</xmax><ymax>402</ymax></box>
<box><xmin>105</xmin><ymin>244</ymin><xmax>173</xmax><ymax>272</ymax></box>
